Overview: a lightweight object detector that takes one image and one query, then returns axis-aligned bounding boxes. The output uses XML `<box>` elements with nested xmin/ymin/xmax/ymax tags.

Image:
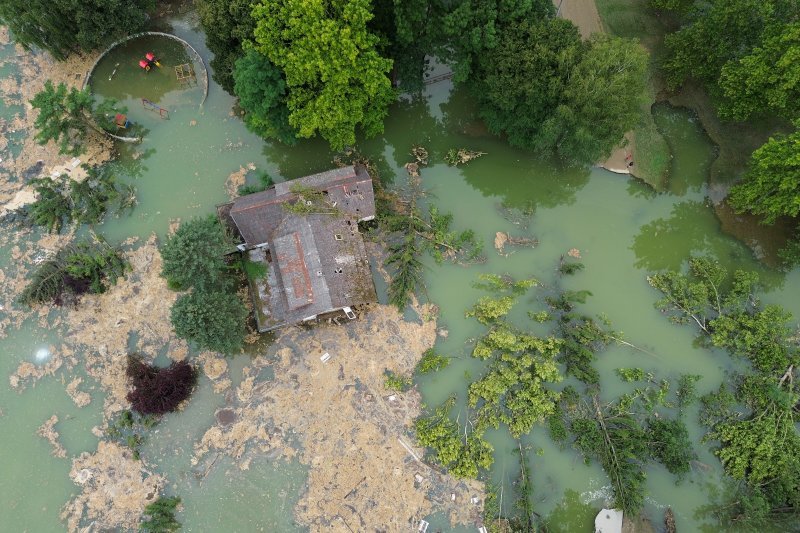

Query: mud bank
<box><xmin>193</xmin><ymin>304</ymin><xmax>485</xmax><ymax>531</ymax></box>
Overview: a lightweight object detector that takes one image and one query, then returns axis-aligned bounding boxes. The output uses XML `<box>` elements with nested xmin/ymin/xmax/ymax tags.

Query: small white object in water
<box><xmin>595</xmin><ymin>508</ymin><xmax>623</xmax><ymax>533</ymax></box>
<box><xmin>35</xmin><ymin>347</ymin><xmax>51</xmax><ymax>362</ymax></box>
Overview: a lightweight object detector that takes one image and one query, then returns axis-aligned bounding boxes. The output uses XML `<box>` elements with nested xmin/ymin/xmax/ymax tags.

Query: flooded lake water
<box><xmin>2</xmin><ymin>11</ymin><xmax>798</xmax><ymax>532</ymax></box>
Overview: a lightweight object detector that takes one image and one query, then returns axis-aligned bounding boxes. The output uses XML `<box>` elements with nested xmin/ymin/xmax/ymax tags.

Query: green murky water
<box><xmin>2</xmin><ymin>12</ymin><xmax>799</xmax><ymax>532</ymax></box>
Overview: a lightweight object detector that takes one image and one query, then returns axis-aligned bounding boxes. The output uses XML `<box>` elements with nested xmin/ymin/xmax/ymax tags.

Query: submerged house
<box><xmin>218</xmin><ymin>165</ymin><xmax>378</xmax><ymax>332</ymax></box>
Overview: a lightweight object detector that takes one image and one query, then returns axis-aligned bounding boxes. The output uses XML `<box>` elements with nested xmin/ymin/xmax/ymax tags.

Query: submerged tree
<box><xmin>17</xmin><ymin>239</ymin><xmax>128</xmax><ymax>307</ymax></box>
<box><xmin>251</xmin><ymin>0</ymin><xmax>395</xmax><ymax>149</ymax></box>
<box><xmin>414</xmin><ymin>395</ymin><xmax>494</xmax><ymax>478</ymax></box>
<box><xmin>381</xmin><ymin>185</ymin><xmax>483</xmax><ymax>310</ymax></box>
<box><xmin>30</xmin><ymin>81</ymin><xmax>127</xmax><ymax>155</ymax></box>
<box><xmin>649</xmin><ymin>257</ymin><xmax>800</xmax><ymax>523</ymax></box>
<box><xmin>30</xmin><ymin>81</ymin><xmax>95</xmax><ymax>156</ymax></box>
<box><xmin>139</xmin><ymin>495</ymin><xmax>181</xmax><ymax>532</ymax></box>
<box><xmin>127</xmin><ymin>356</ymin><xmax>198</xmax><ymax>416</ymax></box>
<box><xmin>24</xmin><ymin>166</ymin><xmax>131</xmax><ymax>233</ymax></box>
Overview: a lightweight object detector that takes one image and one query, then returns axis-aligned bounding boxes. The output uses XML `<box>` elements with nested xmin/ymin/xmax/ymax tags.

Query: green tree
<box><xmin>25</xmin><ymin>166</ymin><xmax>129</xmax><ymax>233</ymax></box>
<box><xmin>543</xmin><ymin>34</ymin><xmax>647</xmax><ymax>164</ymax></box>
<box><xmin>233</xmin><ymin>49</ymin><xmax>297</xmax><ymax>145</ymax></box>
<box><xmin>139</xmin><ymin>496</ymin><xmax>181</xmax><ymax>532</ymax></box>
<box><xmin>197</xmin><ymin>0</ymin><xmax>256</xmax><ymax>94</ymax></box>
<box><xmin>160</xmin><ymin>215</ymin><xmax>232</xmax><ymax>291</ymax></box>
<box><xmin>0</xmin><ymin>0</ymin><xmax>154</xmax><ymax>60</ymax></box>
<box><xmin>370</xmin><ymin>0</ymin><xmax>447</xmax><ymax>91</ymax></box>
<box><xmin>251</xmin><ymin>0</ymin><xmax>395</xmax><ymax>149</ymax></box>
<box><xmin>171</xmin><ymin>290</ymin><xmax>247</xmax><ymax>354</ymax></box>
<box><xmin>728</xmin><ymin>124</ymin><xmax>800</xmax><ymax>223</ymax></box>
<box><xmin>473</xmin><ymin>18</ymin><xmax>584</xmax><ymax>152</ymax></box>
<box><xmin>442</xmin><ymin>0</ymin><xmax>555</xmax><ymax>83</ymax></box>
<box><xmin>30</xmin><ymin>81</ymin><xmax>95</xmax><ymax>155</ymax></box>
<box><xmin>718</xmin><ymin>23</ymin><xmax>800</xmax><ymax>120</ymax></box>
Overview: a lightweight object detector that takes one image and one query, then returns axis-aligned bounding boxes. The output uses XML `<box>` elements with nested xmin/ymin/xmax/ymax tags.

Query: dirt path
<box><xmin>554</xmin><ymin>0</ymin><xmax>604</xmax><ymax>38</ymax></box>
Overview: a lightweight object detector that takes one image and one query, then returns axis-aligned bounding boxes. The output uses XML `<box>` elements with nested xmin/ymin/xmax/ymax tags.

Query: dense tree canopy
<box><xmin>663</xmin><ymin>0</ymin><xmax>799</xmax><ymax>119</ymax></box>
<box><xmin>442</xmin><ymin>0</ymin><xmax>555</xmax><ymax>82</ymax></box>
<box><xmin>718</xmin><ymin>23</ymin><xmax>800</xmax><ymax>120</ymax></box>
<box><xmin>728</xmin><ymin>124</ymin><xmax>800</xmax><ymax>223</ymax></box>
<box><xmin>545</xmin><ymin>34</ymin><xmax>647</xmax><ymax>164</ymax></box>
<box><xmin>251</xmin><ymin>0</ymin><xmax>395</xmax><ymax>150</ymax></box>
<box><xmin>474</xmin><ymin>18</ymin><xmax>646</xmax><ymax>164</ymax></box>
<box><xmin>160</xmin><ymin>215</ymin><xmax>232</xmax><ymax>291</ymax></box>
<box><xmin>233</xmin><ymin>49</ymin><xmax>297</xmax><ymax>145</ymax></box>
<box><xmin>474</xmin><ymin>18</ymin><xmax>583</xmax><ymax>150</ymax></box>
<box><xmin>170</xmin><ymin>290</ymin><xmax>248</xmax><ymax>354</ymax></box>
<box><xmin>0</xmin><ymin>0</ymin><xmax>154</xmax><ymax>60</ymax></box>
<box><xmin>197</xmin><ymin>0</ymin><xmax>256</xmax><ymax>94</ymax></box>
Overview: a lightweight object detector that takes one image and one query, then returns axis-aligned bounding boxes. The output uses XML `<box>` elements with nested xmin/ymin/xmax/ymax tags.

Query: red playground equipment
<box><xmin>138</xmin><ymin>52</ymin><xmax>162</xmax><ymax>72</ymax></box>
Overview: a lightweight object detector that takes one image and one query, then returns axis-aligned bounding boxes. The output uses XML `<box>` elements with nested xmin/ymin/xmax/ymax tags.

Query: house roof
<box><xmin>231</xmin><ymin>165</ymin><xmax>378</xmax><ymax>331</ymax></box>
<box><xmin>229</xmin><ymin>165</ymin><xmax>376</xmax><ymax>247</ymax></box>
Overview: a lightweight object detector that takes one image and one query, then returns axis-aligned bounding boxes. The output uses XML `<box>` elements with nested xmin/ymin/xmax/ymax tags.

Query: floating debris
<box><xmin>445</xmin><ymin>148</ymin><xmax>486</xmax><ymax>166</ymax></box>
<box><xmin>494</xmin><ymin>231</ymin><xmax>539</xmax><ymax>256</ymax></box>
<box><xmin>411</xmin><ymin>145</ymin><xmax>429</xmax><ymax>166</ymax></box>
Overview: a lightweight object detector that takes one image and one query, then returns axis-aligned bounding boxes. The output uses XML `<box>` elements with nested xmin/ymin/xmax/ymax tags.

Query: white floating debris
<box><xmin>320</xmin><ymin>352</ymin><xmax>331</xmax><ymax>363</ymax></box>
<box><xmin>595</xmin><ymin>508</ymin><xmax>623</xmax><ymax>533</ymax></box>
<box><xmin>417</xmin><ymin>519</ymin><xmax>429</xmax><ymax>532</ymax></box>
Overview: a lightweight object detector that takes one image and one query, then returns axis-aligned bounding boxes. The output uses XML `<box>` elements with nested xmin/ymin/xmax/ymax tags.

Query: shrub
<box><xmin>170</xmin><ymin>290</ymin><xmax>247</xmax><ymax>354</ymax></box>
<box><xmin>126</xmin><ymin>356</ymin><xmax>198</xmax><ymax>416</ymax></box>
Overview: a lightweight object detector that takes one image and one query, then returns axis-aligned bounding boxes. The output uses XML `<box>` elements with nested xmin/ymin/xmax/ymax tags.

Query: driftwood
<box><xmin>494</xmin><ymin>231</ymin><xmax>538</xmax><ymax>255</ymax></box>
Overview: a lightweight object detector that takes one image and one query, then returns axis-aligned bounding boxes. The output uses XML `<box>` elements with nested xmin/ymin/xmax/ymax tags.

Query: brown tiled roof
<box><xmin>230</xmin><ymin>165</ymin><xmax>377</xmax><ymax>331</ymax></box>
<box><xmin>229</xmin><ymin>165</ymin><xmax>376</xmax><ymax>247</ymax></box>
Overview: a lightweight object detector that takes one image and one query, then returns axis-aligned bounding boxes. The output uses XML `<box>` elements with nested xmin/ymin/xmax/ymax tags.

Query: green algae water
<box><xmin>2</xmin><ymin>12</ymin><xmax>799</xmax><ymax>532</ymax></box>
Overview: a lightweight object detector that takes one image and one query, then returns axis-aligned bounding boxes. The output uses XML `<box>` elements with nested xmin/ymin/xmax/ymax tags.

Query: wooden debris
<box><xmin>494</xmin><ymin>231</ymin><xmax>539</xmax><ymax>255</ymax></box>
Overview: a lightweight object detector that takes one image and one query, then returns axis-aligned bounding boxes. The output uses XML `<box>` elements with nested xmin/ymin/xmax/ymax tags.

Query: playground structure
<box><xmin>142</xmin><ymin>98</ymin><xmax>169</xmax><ymax>120</ymax></box>
<box><xmin>138</xmin><ymin>52</ymin><xmax>162</xmax><ymax>72</ymax></box>
<box><xmin>174</xmin><ymin>63</ymin><xmax>196</xmax><ymax>87</ymax></box>
<box><xmin>83</xmin><ymin>31</ymin><xmax>209</xmax><ymax>106</ymax></box>
<box><xmin>114</xmin><ymin>113</ymin><xmax>132</xmax><ymax>129</ymax></box>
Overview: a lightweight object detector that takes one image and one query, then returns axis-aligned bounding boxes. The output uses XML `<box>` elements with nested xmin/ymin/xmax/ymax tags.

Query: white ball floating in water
<box><xmin>35</xmin><ymin>347</ymin><xmax>51</xmax><ymax>362</ymax></box>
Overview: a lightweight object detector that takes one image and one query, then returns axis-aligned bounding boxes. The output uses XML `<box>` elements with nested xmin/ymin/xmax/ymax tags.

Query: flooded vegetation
<box><xmin>1</xmin><ymin>2</ymin><xmax>799</xmax><ymax>532</ymax></box>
